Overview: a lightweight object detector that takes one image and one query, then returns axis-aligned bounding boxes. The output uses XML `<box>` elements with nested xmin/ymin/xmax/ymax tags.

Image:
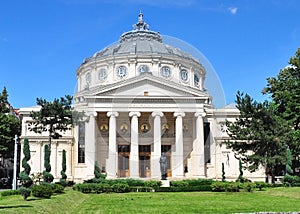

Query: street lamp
<box><xmin>12</xmin><ymin>135</ymin><xmax>18</xmax><ymax>190</ymax></box>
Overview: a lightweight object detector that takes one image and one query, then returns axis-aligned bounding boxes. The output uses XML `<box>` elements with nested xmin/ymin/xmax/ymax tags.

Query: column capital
<box><xmin>107</xmin><ymin>111</ymin><xmax>119</xmax><ymax>118</ymax></box>
<box><xmin>195</xmin><ymin>112</ymin><xmax>206</xmax><ymax>117</ymax></box>
<box><xmin>151</xmin><ymin>111</ymin><xmax>164</xmax><ymax>117</ymax></box>
<box><xmin>174</xmin><ymin>112</ymin><xmax>185</xmax><ymax>118</ymax></box>
<box><xmin>129</xmin><ymin>111</ymin><xmax>141</xmax><ymax>117</ymax></box>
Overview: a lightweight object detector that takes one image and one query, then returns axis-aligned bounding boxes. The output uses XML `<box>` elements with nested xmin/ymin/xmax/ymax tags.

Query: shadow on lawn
<box><xmin>0</xmin><ymin>205</ymin><xmax>33</xmax><ymax>209</ymax></box>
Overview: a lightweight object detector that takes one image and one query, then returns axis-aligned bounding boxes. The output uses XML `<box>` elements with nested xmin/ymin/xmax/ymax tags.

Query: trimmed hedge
<box><xmin>0</xmin><ymin>189</ymin><xmax>20</xmax><ymax>197</ymax></box>
<box><xmin>32</xmin><ymin>184</ymin><xmax>54</xmax><ymax>198</ymax></box>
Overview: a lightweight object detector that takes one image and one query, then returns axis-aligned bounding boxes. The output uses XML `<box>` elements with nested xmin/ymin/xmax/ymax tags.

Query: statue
<box><xmin>159</xmin><ymin>153</ymin><xmax>167</xmax><ymax>180</ymax></box>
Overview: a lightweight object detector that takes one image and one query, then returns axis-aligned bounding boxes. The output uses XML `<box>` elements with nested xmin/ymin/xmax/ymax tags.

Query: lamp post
<box><xmin>12</xmin><ymin>135</ymin><xmax>18</xmax><ymax>190</ymax></box>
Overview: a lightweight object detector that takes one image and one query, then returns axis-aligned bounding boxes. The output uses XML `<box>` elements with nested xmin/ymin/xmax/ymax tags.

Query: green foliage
<box><xmin>237</xmin><ymin>159</ymin><xmax>244</xmax><ymax>183</ymax></box>
<box><xmin>0</xmin><ymin>189</ymin><xmax>20</xmax><ymax>197</ymax></box>
<box><xmin>94</xmin><ymin>161</ymin><xmax>101</xmax><ymax>179</ymax></box>
<box><xmin>44</xmin><ymin>144</ymin><xmax>51</xmax><ymax>172</ymax></box>
<box><xmin>242</xmin><ymin>182</ymin><xmax>256</xmax><ymax>192</ymax></box>
<box><xmin>51</xmin><ymin>183</ymin><xmax>64</xmax><ymax>194</ymax></box>
<box><xmin>144</xmin><ymin>180</ymin><xmax>162</xmax><ymax>189</ymax></box>
<box><xmin>111</xmin><ymin>183</ymin><xmax>130</xmax><ymax>193</ymax></box>
<box><xmin>19</xmin><ymin>172</ymin><xmax>33</xmax><ymax>188</ymax></box>
<box><xmin>43</xmin><ymin>144</ymin><xmax>53</xmax><ymax>183</ymax></box>
<box><xmin>211</xmin><ymin>181</ymin><xmax>227</xmax><ymax>192</ymax></box>
<box><xmin>61</xmin><ymin>149</ymin><xmax>67</xmax><ymax>180</ymax></box>
<box><xmin>43</xmin><ymin>171</ymin><xmax>54</xmax><ymax>183</ymax></box>
<box><xmin>31</xmin><ymin>184</ymin><xmax>53</xmax><ymax>198</ymax></box>
<box><xmin>18</xmin><ymin>187</ymin><xmax>31</xmax><ymax>200</ymax></box>
<box><xmin>225</xmin><ymin>92</ymin><xmax>288</xmax><ymax>178</ymax></box>
<box><xmin>22</xmin><ymin>138</ymin><xmax>31</xmax><ymax>175</ymax></box>
<box><xmin>170</xmin><ymin>180</ymin><xmax>189</xmax><ymax>188</ymax></box>
<box><xmin>254</xmin><ymin>181</ymin><xmax>269</xmax><ymax>191</ymax></box>
<box><xmin>0</xmin><ymin>87</ymin><xmax>21</xmax><ymax>158</ymax></box>
<box><xmin>222</xmin><ymin>162</ymin><xmax>226</xmax><ymax>182</ymax></box>
<box><xmin>19</xmin><ymin>138</ymin><xmax>33</xmax><ymax>187</ymax></box>
<box><xmin>29</xmin><ymin>95</ymin><xmax>74</xmax><ymax>147</ymax></box>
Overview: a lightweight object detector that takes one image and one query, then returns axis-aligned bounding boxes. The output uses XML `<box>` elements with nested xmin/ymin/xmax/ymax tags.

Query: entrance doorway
<box><xmin>162</xmin><ymin>145</ymin><xmax>172</xmax><ymax>177</ymax></box>
<box><xmin>139</xmin><ymin>145</ymin><xmax>151</xmax><ymax>178</ymax></box>
<box><xmin>118</xmin><ymin>145</ymin><xmax>130</xmax><ymax>177</ymax></box>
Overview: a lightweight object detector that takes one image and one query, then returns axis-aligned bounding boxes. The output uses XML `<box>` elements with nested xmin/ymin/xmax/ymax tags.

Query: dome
<box><xmin>83</xmin><ymin>13</ymin><xmax>200</xmax><ymax>65</ymax></box>
<box><xmin>76</xmin><ymin>12</ymin><xmax>206</xmax><ymax>92</ymax></box>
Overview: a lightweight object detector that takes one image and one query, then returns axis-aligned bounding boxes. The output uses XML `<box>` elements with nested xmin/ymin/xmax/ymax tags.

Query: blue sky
<box><xmin>0</xmin><ymin>0</ymin><xmax>299</xmax><ymax>108</ymax></box>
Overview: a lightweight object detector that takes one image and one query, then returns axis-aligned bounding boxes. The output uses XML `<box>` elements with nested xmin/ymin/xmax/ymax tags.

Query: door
<box><xmin>139</xmin><ymin>145</ymin><xmax>151</xmax><ymax>178</ymax></box>
<box><xmin>162</xmin><ymin>145</ymin><xmax>172</xmax><ymax>177</ymax></box>
<box><xmin>118</xmin><ymin>145</ymin><xmax>130</xmax><ymax>177</ymax></box>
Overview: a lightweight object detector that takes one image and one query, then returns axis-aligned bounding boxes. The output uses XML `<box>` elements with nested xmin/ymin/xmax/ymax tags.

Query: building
<box><xmin>19</xmin><ymin>13</ymin><xmax>265</xmax><ymax>182</ymax></box>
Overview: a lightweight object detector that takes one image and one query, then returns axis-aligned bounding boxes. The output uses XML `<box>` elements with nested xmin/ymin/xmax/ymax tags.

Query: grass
<box><xmin>1</xmin><ymin>187</ymin><xmax>300</xmax><ymax>213</ymax></box>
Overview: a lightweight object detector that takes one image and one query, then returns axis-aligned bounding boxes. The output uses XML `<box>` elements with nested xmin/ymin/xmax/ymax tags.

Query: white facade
<box><xmin>19</xmin><ymin>13</ymin><xmax>265</xmax><ymax>182</ymax></box>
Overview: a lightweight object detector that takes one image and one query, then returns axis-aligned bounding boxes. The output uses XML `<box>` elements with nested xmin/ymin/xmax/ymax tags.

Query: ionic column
<box><xmin>151</xmin><ymin>111</ymin><xmax>164</xmax><ymax>179</ymax></box>
<box><xmin>67</xmin><ymin>140</ymin><xmax>73</xmax><ymax>178</ymax></box>
<box><xmin>85</xmin><ymin>112</ymin><xmax>97</xmax><ymax>179</ymax></box>
<box><xmin>129</xmin><ymin>112</ymin><xmax>141</xmax><ymax>178</ymax></box>
<box><xmin>192</xmin><ymin>112</ymin><xmax>206</xmax><ymax>177</ymax></box>
<box><xmin>53</xmin><ymin>141</ymin><xmax>58</xmax><ymax>178</ymax></box>
<box><xmin>173</xmin><ymin>112</ymin><xmax>185</xmax><ymax>178</ymax></box>
<box><xmin>107</xmin><ymin>111</ymin><xmax>119</xmax><ymax>178</ymax></box>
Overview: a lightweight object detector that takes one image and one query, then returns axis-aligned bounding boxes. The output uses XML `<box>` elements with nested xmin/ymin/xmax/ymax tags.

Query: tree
<box><xmin>225</xmin><ymin>92</ymin><xmax>291</xmax><ymax>182</ymax></box>
<box><xmin>0</xmin><ymin>87</ymin><xmax>21</xmax><ymax>158</ymax></box>
<box><xmin>222</xmin><ymin>162</ymin><xmax>226</xmax><ymax>182</ymax></box>
<box><xmin>263</xmin><ymin>48</ymin><xmax>300</xmax><ymax>162</ymax></box>
<box><xmin>19</xmin><ymin>138</ymin><xmax>33</xmax><ymax>188</ymax></box>
<box><xmin>283</xmin><ymin>146</ymin><xmax>293</xmax><ymax>186</ymax></box>
<box><xmin>43</xmin><ymin>144</ymin><xmax>54</xmax><ymax>183</ymax></box>
<box><xmin>94</xmin><ymin>161</ymin><xmax>101</xmax><ymax>179</ymax></box>
<box><xmin>29</xmin><ymin>95</ymin><xmax>73</xmax><ymax>149</ymax></box>
<box><xmin>237</xmin><ymin>159</ymin><xmax>244</xmax><ymax>183</ymax></box>
<box><xmin>60</xmin><ymin>149</ymin><xmax>67</xmax><ymax>180</ymax></box>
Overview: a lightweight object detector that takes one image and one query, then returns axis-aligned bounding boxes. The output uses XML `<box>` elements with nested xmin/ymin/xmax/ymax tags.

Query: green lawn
<box><xmin>1</xmin><ymin>187</ymin><xmax>300</xmax><ymax>213</ymax></box>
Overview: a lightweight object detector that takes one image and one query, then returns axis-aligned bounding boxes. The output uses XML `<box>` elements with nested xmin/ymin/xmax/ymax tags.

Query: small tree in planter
<box><xmin>237</xmin><ymin>159</ymin><xmax>244</xmax><ymax>183</ymax></box>
<box><xmin>222</xmin><ymin>162</ymin><xmax>226</xmax><ymax>182</ymax></box>
<box><xmin>19</xmin><ymin>138</ymin><xmax>33</xmax><ymax>188</ymax></box>
<box><xmin>60</xmin><ymin>149</ymin><xmax>67</xmax><ymax>180</ymax></box>
<box><xmin>43</xmin><ymin>144</ymin><xmax>54</xmax><ymax>183</ymax></box>
<box><xmin>283</xmin><ymin>146</ymin><xmax>294</xmax><ymax>186</ymax></box>
<box><xmin>94</xmin><ymin>161</ymin><xmax>101</xmax><ymax>179</ymax></box>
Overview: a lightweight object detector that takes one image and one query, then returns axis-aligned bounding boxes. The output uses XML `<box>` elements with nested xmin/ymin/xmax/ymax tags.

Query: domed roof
<box><xmin>82</xmin><ymin>12</ymin><xmax>200</xmax><ymax>65</ymax></box>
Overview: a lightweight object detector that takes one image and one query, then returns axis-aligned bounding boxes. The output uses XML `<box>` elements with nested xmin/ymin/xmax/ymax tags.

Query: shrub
<box><xmin>43</xmin><ymin>171</ymin><xmax>54</xmax><ymax>183</ymax></box>
<box><xmin>1</xmin><ymin>189</ymin><xmax>20</xmax><ymax>197</ymax></box>
<box><xmin>61</xmin><ymin>150</ymin><xmax>67</xmax><ymax>180</ymax></box>
<box><xmin>112</xmin><ymin>183</ymin><xmax>130</xmax><ymax>193</ymax></box>
<box><xmin>32</xmin><ymin>184</ymin><xmax>53</xmax><ymax>198</ymax></box>
<box><xmin>19</xmin><ymin>172</ymin><xmax>33</xmax><ymax>188</ymax></box>
<box><xmin>144</xmin><ymin>180</ymin><xmax>162</xmax><ymax>189</ymax></box>
<box><xmin>226</xmin><ymin>182</ymin><xmax>241</xmax><ymax>192</ymax></box>
<box><xmin>170</xmin><ymin>180</ymin><xmax>189</xmax><ymax>188</ymax></box>
<box><xmin>211</xmin><ymin>181</ymin><xmax>227</xmax><ymax>192</ymax></box>
<box><xmin>18</xmin><ymin>187</ymin><xmax>31</xmax><ymax>200</ymax></box>
<box><xmin>254</xmin><ymin>181</ymin><xmax>268</xmax><ymax>191</ymax></box>
<box><xmin>242</xmin><ymin>182</ymin><xmax>256</xmax><ymax>192</ymax></box>
<box><xmin>51</xmin><ymin>183</ymin><xmax>64</xmax><ymax>194</ymax></box>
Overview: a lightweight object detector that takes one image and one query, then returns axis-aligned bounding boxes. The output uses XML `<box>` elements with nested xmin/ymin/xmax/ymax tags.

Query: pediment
<box><xmin>85</xmin><ymin>74</ymin><xmax>209</xmax><ymax>99</ymax></box>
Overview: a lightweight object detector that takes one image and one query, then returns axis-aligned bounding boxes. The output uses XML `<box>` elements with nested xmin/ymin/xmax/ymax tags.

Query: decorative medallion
<box><xmin>160</xmin><ymin>66</ymin><xmax>171</xmax><ymax>78</ymax></box>
<box><xmin>116</xmin><ymin>65</ymin><xmax>127</xmax><ymax>78</ymax></box>
<box><xmin>138</xmin><ymin>64</ymin><xmax>149</xmax><ymax>73</ymax></box>
<box><xmin>120</xmin><ymin>123</ymin><xmax>128</xmax><ymax>133</ymax></box>
<box><xmin>98</xmin><ymin>68</ymin><xmax>107</xmax><ymax>81</ymax></box>
<box><xmin>180</xmin><ymin>69</ymin><xmax>189</xmax><ymax>82</ymax></box>
<box><xmin>141</xmin><ymin>123</ymin><xmax>150</xmax><ymax>133</ymax></box>
<box><xmin>100</xmin><ymin>124</ymin><xmax>108</xmax><ymax>132</ymax></box>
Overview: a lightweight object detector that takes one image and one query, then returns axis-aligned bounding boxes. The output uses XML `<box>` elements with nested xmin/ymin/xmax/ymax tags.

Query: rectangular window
<box><xmin>78</xmin><ymin>122</ymin><xmax>85</xmax><ymax>163</ymax></box>
<box><xmin>204</xmin><ymin>122</ymin><xmax>211</xmax><ymax>164</ymax></box>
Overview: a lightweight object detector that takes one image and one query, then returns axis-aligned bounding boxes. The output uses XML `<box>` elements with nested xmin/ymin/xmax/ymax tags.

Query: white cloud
<box><xmin>228</xmin><ymin>7</ymin><xmax>238</xmax><ymax>15</ymax></box>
